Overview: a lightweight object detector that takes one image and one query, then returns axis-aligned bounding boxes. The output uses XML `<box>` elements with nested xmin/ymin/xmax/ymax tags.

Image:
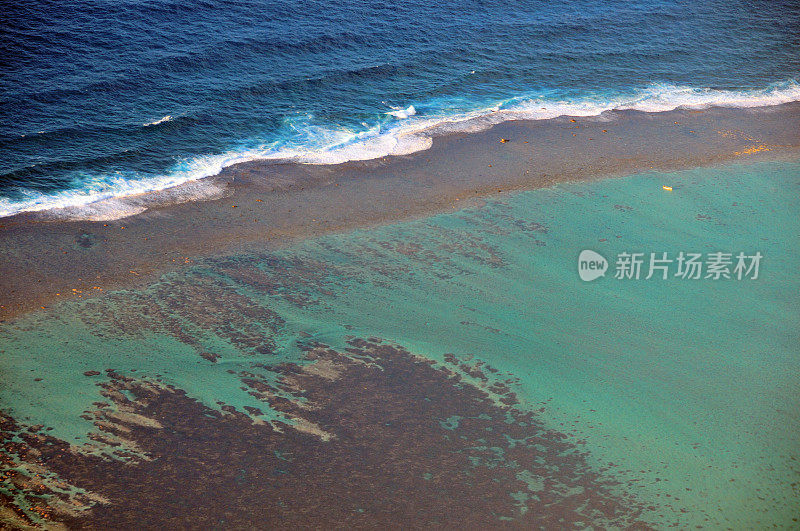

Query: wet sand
<box><xmin>1</xmin><ymin>102</ymin><xmax>799</xmax><ymax>320</ymax></box>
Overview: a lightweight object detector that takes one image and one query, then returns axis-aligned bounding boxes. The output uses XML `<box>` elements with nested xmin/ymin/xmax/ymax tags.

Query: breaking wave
<box><xmin>2</xmin><ymin>80</ymin><xmax>798</xmax><ymax>220</ymax></box>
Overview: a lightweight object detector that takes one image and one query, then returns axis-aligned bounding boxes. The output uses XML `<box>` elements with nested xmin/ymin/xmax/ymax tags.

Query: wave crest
<box><xmin>386</xmin><ymin>105</ymin><xmax>417</xmax><ymax>119</ymax></box>
<box><xmin>143</xmin><ymin>115</ymin><xmax>174</xmax><ymax>127</ymax></box>
<box><xmin>2</xmin><ymin>80</ymin><xmax>798</xmax><ymax>220</ymax></box>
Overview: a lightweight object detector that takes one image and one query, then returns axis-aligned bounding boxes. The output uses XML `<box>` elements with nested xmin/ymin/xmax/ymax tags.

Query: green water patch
<box><xmin>1</xmin><ymin>159</ymin><xmax>798</xmax><ymax>527</ymax></box>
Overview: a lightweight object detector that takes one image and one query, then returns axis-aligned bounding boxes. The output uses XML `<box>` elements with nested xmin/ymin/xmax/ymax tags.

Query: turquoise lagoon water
<box><xmin>1</xmin><ymin>159</ymin><xmax>798</xmax><ymax>527</ymax></box>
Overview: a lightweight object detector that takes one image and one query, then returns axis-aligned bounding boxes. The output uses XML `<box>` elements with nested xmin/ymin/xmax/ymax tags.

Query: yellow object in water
<box><xmin>662</xmin><ymin>185</ymin><xmax>673</xmax><ymax>191</ymax></box>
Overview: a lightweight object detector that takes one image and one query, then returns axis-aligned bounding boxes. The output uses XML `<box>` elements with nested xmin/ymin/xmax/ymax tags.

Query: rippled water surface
<box><xmin>2</xmin><ymin>0</ymin><xmax>799</xmax><ymax>214</ymax></box>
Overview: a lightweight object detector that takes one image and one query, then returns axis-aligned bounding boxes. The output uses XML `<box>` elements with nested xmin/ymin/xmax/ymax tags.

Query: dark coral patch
<box><xmin>2</xmin><ymin>339</ymin><xmax>647</xmax><ymax>529</ymax></box>
<box><xmin>77</xmin><ymin>271</ymin><xmax>285</xmax><ymax>358</ymax></box>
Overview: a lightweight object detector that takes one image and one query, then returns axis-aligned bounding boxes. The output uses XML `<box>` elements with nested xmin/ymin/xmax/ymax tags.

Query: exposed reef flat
<box><xmin>1</xmin><ymin>103</ymin><xmax>799</xmax><ymax>320</ymax></box>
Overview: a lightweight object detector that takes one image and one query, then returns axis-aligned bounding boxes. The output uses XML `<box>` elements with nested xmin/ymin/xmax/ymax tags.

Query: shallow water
<box><xmin>1</xmin><ymin>159</ymin><xmax>798</xmax><ymax>526</ymax></box>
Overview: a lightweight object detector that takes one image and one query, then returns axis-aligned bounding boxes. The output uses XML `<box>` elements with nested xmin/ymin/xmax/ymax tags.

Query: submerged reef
<box><xmin>1</xmin><ymin>338</ymin><xmax>647</xmax><ymax>528</ymax></box>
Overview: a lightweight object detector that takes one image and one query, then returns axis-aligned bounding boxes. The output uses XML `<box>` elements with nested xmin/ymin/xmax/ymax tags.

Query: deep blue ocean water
<box><xmin>1</xmin><ymin>0</ymin><xmax>799</xmax><ymax>216</ymax></box>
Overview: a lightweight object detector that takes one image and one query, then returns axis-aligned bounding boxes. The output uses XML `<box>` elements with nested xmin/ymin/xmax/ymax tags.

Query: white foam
<box><xmin>32</xmin><ymin>179</ymin><xmax>227</xmax><ymax>222</ymax></box>
<box><xmin>47</xmin><ymin>201</ymin><xmax>149</xmax><ymax>222</ymax></box>
<box><xmin>143</xmin><ymin>115</ymin><xmax>173</xmax><ymax>127</ymax></box>
<box><xmin>386</xmin><ymin>105</ymin><xmax>417</xmax><ymax>119</ymax></box>
<box><xmin>615</xmin><ymin>82</ymin><xmax>800</xmax><ymax>112</ymax></box>
<box><xmin>3</xmin><ymin>80</ymin><xmax>798</xmax><ymax>221</ymax></box>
